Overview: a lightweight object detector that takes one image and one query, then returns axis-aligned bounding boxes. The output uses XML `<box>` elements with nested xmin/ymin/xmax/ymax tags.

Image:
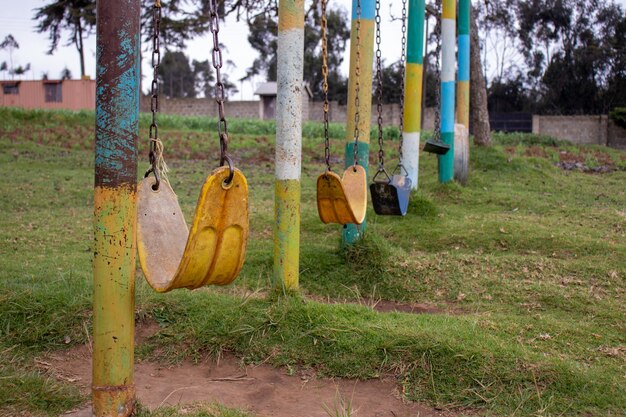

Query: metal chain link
<box><xmin>352</xmin><ymin>0</ymin><xmax>362</xmax><ymax>168</ymax></box>
<box><xmin>321</xmin><ymin>0</ymin><xmax>331</xmax><ymax>172</ymax></box>
<box><xmin>397</xmin><ymin>0</ymin><xmax>408</xmax><ymax>166</ymax></box>
<box><xmin>208</xmin><ymin>0</ymin><xmax>234</xmax><ymax>183</ymax></box>
<box><xmin>432</xmin><ymin>0</ymin><xmax>443</xmax><ymax>145</ymax></box>
<box><xmin>146</xmin><ymin>0</ymin><xmax>162</xmax><ymax>189</ymax></box>
<box><xmin>374</xmin><ymin>0</ymin><xmax>385</xmax><ymax>172</ymax></box>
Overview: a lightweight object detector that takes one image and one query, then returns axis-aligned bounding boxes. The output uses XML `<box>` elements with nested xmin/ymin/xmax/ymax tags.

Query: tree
<box><xmin>10</xmin><ymin>64</ymin><xmax>31</xmax><ymax>79</ymax></box>
<box><xmin>470</xmin><ymin>6</ymin><xmax>492</xmax><ymax>146</ymax></box>
<box><xmin>158</xmin><ymin>51</ymin><xmax>237</xmax><ymax>99</ymax></box>
<box><xmin>61</xmin><ymin>67</ymin><xmax>72</xmax><ymax>80</ymax></box>
<box><xmin>303</xmin><ymin>6</ymin><xmax>351</xmax><ymax>103</ymax></box>
<box><xmin>158</xmin><ymin>51</ymin><xmax>196</xmax><ymax>98</ymax></box>
<box><xmin>0</xmin><ymin>62</ymin><xmax>7</xmax><ymax>78</ymax></box>
<box><xmin>242</xmin><ymin>5</ymin><xmax>351</xmax><ymax>103</ymax></box>
<box><xmin>34</xmin><ymin>0</ymin><xmax>96</xmax><ymax>78</ymax></box>
<box><xmin>192</xmin><ymin>59</ymin><xmax>214</xmax><ymax>98</ymax></box>
<box><xmin>242</xmin><ymin>14</ymin><xmax>279</xmax><ymax>81</ymax></box>
<box><xmin>0</xmin><ymin>35</ymin><xmax>19</xmax><ymax>78</ymax></box>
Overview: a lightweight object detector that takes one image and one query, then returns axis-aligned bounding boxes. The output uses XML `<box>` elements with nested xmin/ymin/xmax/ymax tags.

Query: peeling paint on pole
<box><xmin>456</xmin><ymin>0</ymin><xmax>470</xmax><ymax>129</ymax></box>
<box><xmin>402</xmin><ymin>0</ymin><xmax>426</xmax><ymax>190</ymax></box>
<box><xmin>93</xmin><ymin>0</ymin><xmax>140</xmax><ymax>415</ymax></box>
<box><xmin>438</xmin><ymin>0</ymin><xmax>456</xmax><ymax>183</ymax></box>
<box><xmin>343</xmin><ymin>0</ymin><xmax>375</xmax><ymax>246</ymax></box>
<box><xmin>274</xmin><ymin>0</ymin><xmax>304</xmax><ymax>292</ymax></box>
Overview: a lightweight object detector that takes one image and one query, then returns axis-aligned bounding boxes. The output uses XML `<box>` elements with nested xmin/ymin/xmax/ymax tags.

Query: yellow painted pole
<box><xmin>402</xmin><ymin>0</ymin><xmax>426</xmax><ymax>189</ymax></box>
<box><xmin>343</xmin><ymin>0</ymin><xmax>375</xmax><ymax>245</ymax></box>
<box><xmin>92</xmin><ymin>0</ymin><xmax>140</xmax><ymax>414</ymax></box>
<box><xmin>273</xmin><ymin>0</ymin><xmax>305</xmax><ymax>292</ymax></box>
<box><xmin>456</xmin><ymin>0</ymin><xmax>470</xmax><ymax>128</ymax></box>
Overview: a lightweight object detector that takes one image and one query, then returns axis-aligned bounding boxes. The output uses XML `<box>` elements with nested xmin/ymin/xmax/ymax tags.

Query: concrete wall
<box><xmin>0</xmin><ymin>79</ymin><xmax>95</xmax><ymax>110</ymax></box>
<box><xmin>139</xmin><ymin>97</ymin><xmax>260</xmax><ymax>119</ymax></box>
<box><xmin>532</xmin><ymin>115</ymin><xmax>626</xmax><ymax>148</ymax></box>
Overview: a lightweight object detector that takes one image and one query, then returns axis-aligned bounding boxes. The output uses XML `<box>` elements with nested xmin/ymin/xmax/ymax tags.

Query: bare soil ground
<box><xmin>44</xmin><ymin>323</ymin><xmax>462</xmax><ymax>417</ymax></box>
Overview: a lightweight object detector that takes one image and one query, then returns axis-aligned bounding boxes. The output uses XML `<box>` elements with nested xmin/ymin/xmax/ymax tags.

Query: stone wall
<box><xmin>140</xmin><ymin>97</ymin><xmax>626</xmax><ymax>149</ymax></box>
<box><xmin>140</xmin><ymin>97</ymin><xmax>260</xmax><ymax>119</ymax></box>
<box><xmin>532</xmin><ymin>115</ymin><xmax>626</xmax><ymax>148</ymax></box>
<box><xmin>307</xmin><ymin>100</ymin><xmax>436</xmax><ymax>129</ymax></box>
<box><xmin>608</xmin><ymin>120</ymin><xmax>626</xmax><ymax>149</ymax></box>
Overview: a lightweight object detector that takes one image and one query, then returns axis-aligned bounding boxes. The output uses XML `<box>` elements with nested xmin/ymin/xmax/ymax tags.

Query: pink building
<box><xmin>0</xmin><ymin>79</ymin><xmax>95</xmax><ymax>110</ymax></box>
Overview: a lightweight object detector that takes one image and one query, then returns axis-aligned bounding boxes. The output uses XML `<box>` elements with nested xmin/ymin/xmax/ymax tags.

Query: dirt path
<box><xmin>46</xmin><ymin>323</ymin><xmax>459</xmax><ymax>417</ymax></box>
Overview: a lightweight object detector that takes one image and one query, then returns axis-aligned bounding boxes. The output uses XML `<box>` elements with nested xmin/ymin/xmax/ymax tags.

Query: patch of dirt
<box><xmin>371</xmin><ymin>299</ymin><xmax>447</xmax><ymax>315</ymax></box>
<box><xmin>48</xmin><ymin>323</ymin><xmax>463</xmax><ymax>417</ymax></box>
<box><xmin>556</xmin><ymin>149</ymin><xmax>623</xmax><ymax>173</ymax></box>
<box><xmin>524</xmin><ymin>146</ymin><xmax>548</xmax><ymax>158</ymax></box>
<box><xmin>307</xmin><ymin>295</ymin><xmax>457</xmax><ymax>316</ymax></box>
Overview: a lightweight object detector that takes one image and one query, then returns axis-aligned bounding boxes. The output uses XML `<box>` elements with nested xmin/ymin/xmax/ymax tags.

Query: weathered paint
<box><xmin>273</xmin><ymin>180</ymin><xmax>301</xmax><ymax>291</ymax></box>
<box><xmin>402</xmin><ymin>0</ymin><xmax>426</xmax><ymax>190</ymax></box>
<box><xmin>92</xmin><ymin>187</ymin><xmax>136</xmax><ymax>416</ymax></box>
<box><xmin>278</xmin><ymin>0</ymin><xmax>305</xmax><ymax>31</ymax></box>
<box><xmin>93</xmin><ymin>0</ymin><xmax>139</xmax><ymax>415</ymax></box>
<box><xmin>456</xmin><ymin>0</ymin><xmax>470</xmax><ymax>130</ymax></box>
<box><xmin>343</xmin><ymin>0</ymin><xmax>375</xmax><ymax>246</ymax></box>
<box><xmin>274</xmin><ymin>0</ymin><xmax>304</xmax><ymax>291</ymax></box>
<box><xmin>401</xmin><ymin>132</ymin><xmax>421</xmax><ymax>188</ymax></box>
<box><xmin>438</xmin><ymin>2</ymin><xmax>456</xmax><ymax>183</ymax></box>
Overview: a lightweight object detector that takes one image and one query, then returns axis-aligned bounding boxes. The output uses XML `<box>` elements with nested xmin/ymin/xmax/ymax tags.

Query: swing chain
<box><xmin>146</xmin><ymin>0</ymin><xmax>162</xmax><ymax>190</ymax></box>
<box><xmin>397</xmin><ymin>0</ymin><xmax>408</xmax><ymax>167</ymax></box>
<box><xmin>374</xmin><ymin>0</ymin><xmax>385</xmax><ymax>173</ymax></box>
<box><xmin>432</xmin><ymin>0</ymin><xmax>442</xmax><ymax>146</ymax></box>
<box><xmin>321</xmin><ymin>0</ymin><xmax>331</xmax><ymax>172</ymax></box>
<box><xmin>208</xmin><ymin>0</ymin><xmax>234</xmax><ymax>184</ymax></box>
<box><xmin>352</xmin><ymin>0</ymin><xmax>362</xmax><ymax>169</ymax></box>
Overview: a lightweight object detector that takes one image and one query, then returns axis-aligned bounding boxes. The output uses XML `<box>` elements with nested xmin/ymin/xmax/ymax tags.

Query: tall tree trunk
<box><xmin>76</xmin><ymin>19</ymin><xmax>86</xmax><ymax>78</ymax></box>
<box><xmin>470</xmin><ymin>7</ymin><xmax>491</xmax><ymax>146</ymax></box>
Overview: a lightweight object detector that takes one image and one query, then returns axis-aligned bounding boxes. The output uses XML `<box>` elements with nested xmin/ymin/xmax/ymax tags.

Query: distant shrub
<box><xmin>609</xmin><ymin>107</ymin><xmax>626</xmax><ymax>129</ymax></box>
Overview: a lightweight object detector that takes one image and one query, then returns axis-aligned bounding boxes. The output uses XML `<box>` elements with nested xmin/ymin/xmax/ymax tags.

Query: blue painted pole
<box><xmin>438</xmin><ymin>0</ymin><xmax>456</xmax><ymax>183</ymax></box>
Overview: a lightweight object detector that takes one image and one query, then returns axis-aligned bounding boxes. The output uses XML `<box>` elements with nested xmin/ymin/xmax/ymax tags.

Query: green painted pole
<box><xmin>343</xmin><ymin>0</ymin><xmax>375</xmax><ymax>245</ymax></box>
<box><xmin>456</xmin><ymin>0</ymin><xmax>470</xmax><ymax>128</ymax></box>
<box><xmin>402</xmin><ymin>0</ymin><xmax>426</xmax><ymax>190</ymax></box>
<box><xmin>438</xmin><ymin>0</ymin><xmax>456</xmax><ymax>183</ymax></box>
<box><xmin>92</xmin><ymin>0</ymin><xmax>140</xmax><ymax>414</ymax></box>
<box><xmin>273</xmin><ymin>0</ymin><xmax>305</xmax><ymax>292</ymax></box>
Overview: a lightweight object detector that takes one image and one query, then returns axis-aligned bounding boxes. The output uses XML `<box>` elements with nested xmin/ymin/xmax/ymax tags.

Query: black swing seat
<box><xmin>423</xmin><ymin>139</ymin><xmax>450</xmax><ymax>155</ymax></box>
<box><xmin>370</xmin><ymin>169</ymin><xmax>412</xmax><ymax>216</ymax></box>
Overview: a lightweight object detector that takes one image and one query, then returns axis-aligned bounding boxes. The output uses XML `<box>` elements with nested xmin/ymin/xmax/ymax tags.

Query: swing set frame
<box><xmin>92</xmin><ymin>0</ymin><xmax>470</xmax><ymax>415</ymax></box>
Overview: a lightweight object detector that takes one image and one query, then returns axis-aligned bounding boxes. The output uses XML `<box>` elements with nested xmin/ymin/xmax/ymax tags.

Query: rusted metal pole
<box><xmin>343</xmin><ymin>0</ymin><xmax>375</xmax><ymax>246</ymax></box>
<box><xmin>273</xmin><ymin>0</ymin><xmax>305</xmax><ymax>292</ymax></box>
<box><xmin>92</xmin><ymin>0</ymin><xmax>140</xmax><ymax>414</ymax></box>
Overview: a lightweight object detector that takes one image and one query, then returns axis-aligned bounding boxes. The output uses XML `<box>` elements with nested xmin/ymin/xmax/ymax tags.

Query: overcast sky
<box><xmin>1</xmin><ymin>0</ymin><xmax>625</xmax><ymax>100</ymax></box>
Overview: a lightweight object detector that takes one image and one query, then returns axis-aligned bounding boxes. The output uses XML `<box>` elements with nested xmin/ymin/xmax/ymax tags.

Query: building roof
<box><xmin>254</xmin><ymin>81</ymin><xmax>313</xmax><ymax>98</ymax></box>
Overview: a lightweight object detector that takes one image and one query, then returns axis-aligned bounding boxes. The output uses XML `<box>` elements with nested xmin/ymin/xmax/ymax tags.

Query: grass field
<box><xmin>0</xmin><ymin>107</ymin><xmax>624</xmax><ymax>416</ymax></box>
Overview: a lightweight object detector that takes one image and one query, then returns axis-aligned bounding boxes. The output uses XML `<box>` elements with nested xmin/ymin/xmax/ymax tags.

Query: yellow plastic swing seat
<box><xmin>136</xmin><ymin>166</ymin><xmax>249</xmax><ymax>293</ymax></box>
<box><xmin>316</xmin><ymin>165</ymin><xmax>367</xmax><ymax>225</ymax></box>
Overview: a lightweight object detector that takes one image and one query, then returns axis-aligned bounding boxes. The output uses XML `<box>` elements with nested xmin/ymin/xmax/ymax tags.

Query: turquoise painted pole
<box><xmin>402</xmin><ymin>0</ymin><xmax>426</xmax><ymax>190</ymax></box>
<box><xmin>438</xmin><ymin>0</ymin><xmax>456</xmax><ymax>183</ymax></box>
<box><xmin>456</xmin><ymin>0</ymin><xmax>470</xmax><ymax>129</ymax></box>
<box><xmin>92</xmin><ymin>0</ymin><xmax>140</xmax><ymax>414</ymax></box>
<box><xmin>343</xmin><ymin>0</ymin><xmax>375</xmax><ymax>245</ymax></box>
